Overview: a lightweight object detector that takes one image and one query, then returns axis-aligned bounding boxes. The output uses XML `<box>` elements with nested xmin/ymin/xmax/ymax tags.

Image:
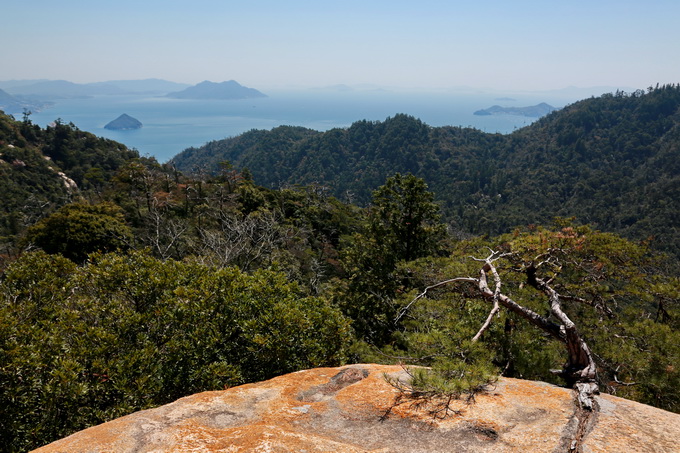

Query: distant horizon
<box><xmin>18</xmin><ymin>85</ymin><xmax>573</xmax><ymax>162</ymax></box>
<box><xmin>0</xmin><ymin>76</ymin><xmax>651</xmax><ymax>98</ymax></box>
<box><xmin>4</xmin><ymin>1</ymin><xmax>679</xmax><ymax>93</ymax></box>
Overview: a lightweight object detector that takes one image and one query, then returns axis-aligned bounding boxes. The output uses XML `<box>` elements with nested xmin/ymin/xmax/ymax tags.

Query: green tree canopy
<box><xmin>369</xmin><ymin>173</ymin><xmax>446</xmax><ymax>262</ymax></box>
<box><xmin>23</xmin><ymin>202</ymin><xmax>133</xmax><ymax>262</ymax></box>
<box><xmin>338</xmin><ymin>173</ymin><xmax>446</xmax><ymax>345</ymax></box>
<box><xmin>394</xmin><ymin>224</ymin><xmax>679</xmax><ymax>412</ymax></box>
<box><xmin>0</xmin><ymin>250</ymin><xmax>352</xmax><ymax>451</ymax></box>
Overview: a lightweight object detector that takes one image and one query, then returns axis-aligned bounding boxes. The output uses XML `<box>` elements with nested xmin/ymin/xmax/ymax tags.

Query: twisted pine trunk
<box><xmin>477</xmin><ymin>261</ymin><xmax>599</xmax><ymax>410</ymax></box>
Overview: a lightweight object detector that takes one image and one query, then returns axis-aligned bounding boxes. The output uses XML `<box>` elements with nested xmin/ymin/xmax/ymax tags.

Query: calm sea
<box><xmin>27</xmin><ymin>90</ymin><xmax>579</xmax><ymax>163</ymax></box>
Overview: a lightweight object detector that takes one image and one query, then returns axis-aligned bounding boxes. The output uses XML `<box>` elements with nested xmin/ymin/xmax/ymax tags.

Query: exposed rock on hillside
<box><xmin>34</xmin><ymin>364</ymin><xmax>680</xmax><ymax>452</ymax></box>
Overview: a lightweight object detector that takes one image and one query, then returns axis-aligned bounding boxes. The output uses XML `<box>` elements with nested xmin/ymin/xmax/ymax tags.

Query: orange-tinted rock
<box><xmin>33</xmin><ymin>364</ymin><xmax>680</xmax><ymax>452</ymax></box>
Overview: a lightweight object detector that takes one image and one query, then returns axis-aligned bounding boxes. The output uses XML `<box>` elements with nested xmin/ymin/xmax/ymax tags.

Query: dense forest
<box><xmin>0</xmin><ymin>87</ymin><xmax>679</xmax><ymax>451</ymax></box>
<box><xmin>173</xmin><ymin>84</ymin><xmax>680</xmax><ymax>257</ymax></box>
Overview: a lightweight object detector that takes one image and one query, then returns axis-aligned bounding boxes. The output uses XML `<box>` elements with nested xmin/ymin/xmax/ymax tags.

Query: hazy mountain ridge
<box><xmin>1</xmin><ymin>78</ymin><xmax>191</xmax><ymax>99</ymax></box>
<box><xmin>87</xmin><ymin>78</ymin><xmax>191</xmax><ymax>94</ymax></box>
<box><xmin>165</xmin><ymin>80</ymin><xmax>267</xmax><ymax>100</ymax></box>
<box><xmin>0</xmin><ymin>77</ymin><xmax>264</xmax><ymax>100</ymax></box>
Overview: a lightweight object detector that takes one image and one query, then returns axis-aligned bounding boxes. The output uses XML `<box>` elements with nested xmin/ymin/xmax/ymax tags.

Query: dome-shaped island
<box><xmin>104</xmin><ymin>113</ymin><xmax>142</xmax><ymax>130</ymax></box>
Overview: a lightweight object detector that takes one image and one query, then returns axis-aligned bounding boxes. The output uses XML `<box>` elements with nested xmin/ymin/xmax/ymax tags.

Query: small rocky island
<box><xmin>474</xmin><ymin>102</ymin><xmax>556</xmax><ymax>117</ymax></box>
<box><xmin>104</xmin><ymin>113</ymin><xmax>142</xmax><ymax>130</ymax></box>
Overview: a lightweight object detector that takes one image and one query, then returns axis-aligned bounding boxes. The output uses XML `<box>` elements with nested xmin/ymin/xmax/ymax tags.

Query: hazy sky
<box><xmin>3</xmin><ymin>0</ymin><xmax>678</xmax><ymax>91</ymax></box>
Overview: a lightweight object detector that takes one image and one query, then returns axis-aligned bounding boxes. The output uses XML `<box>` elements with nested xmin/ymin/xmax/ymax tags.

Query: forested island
<box><xmin>104</xmin><ymin>113</ymin><xmax>142</xmax><ymax>130</ymax></box>
<box><xmin>1</xmin><ymin>85</ymin><xmax>679</xmax><ymax>451</ymax></box>
<box><xmin>165</xmin><ymin>80</ymin><xmax>267</xmax><ymax>100</ymax></box>
<box><xmin>473</xmin><ymin>102</ymin><xmax>556</xmax><ymax>117</ymax></box>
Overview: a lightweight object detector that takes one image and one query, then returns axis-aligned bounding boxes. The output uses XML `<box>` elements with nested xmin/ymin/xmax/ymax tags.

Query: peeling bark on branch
<box><xmin>525</xmin><ymin>264</ymin><xmax>599</xmax><ymax>409</ymax></box>
<box><xmin>483</xmin><ymin>258</ymin><xmax>599</xmax><ymax>409</ymax></box>
<box><xmin>477</xmin><ymin>261</ymin><xmax>565</xmax><ymax>342</ymax></box>
<box><xmin>471</xmin><ymin>258</ymin><xmax>501</xmax><ymax>342</ymax></box>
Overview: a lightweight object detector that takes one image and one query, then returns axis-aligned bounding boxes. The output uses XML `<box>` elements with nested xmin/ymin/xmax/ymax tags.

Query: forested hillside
<box><xmin>172</xmin><ymin>85</ymin><xmax>680</xmax><ymax>257</ymax></box>
<box><xmin>1</xmin><ymin>91</ymin><xmax>679</xmax><ymax>451</ymax></box>
<box><xmin>0</xmin><ymin>113</ymin><xmax>140</xmax><ymax>260</ymax></box>
<box><xmin>0</xmin><ymin>110</ymin><xmax>363</xmax><ymax>450</ymax></box>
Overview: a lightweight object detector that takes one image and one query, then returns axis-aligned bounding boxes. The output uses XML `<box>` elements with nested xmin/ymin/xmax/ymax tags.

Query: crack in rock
<box><xmin>298</xmin><ymin>367</ymin><xmax>370</xmax><ymax>402</ymax></box>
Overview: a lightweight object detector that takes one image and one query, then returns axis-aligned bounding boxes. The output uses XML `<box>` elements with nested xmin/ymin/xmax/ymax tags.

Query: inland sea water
<box><xmin>26</xmin><ymin>89</ymin><xmax>590</xmax><ymax>162</ymax></box>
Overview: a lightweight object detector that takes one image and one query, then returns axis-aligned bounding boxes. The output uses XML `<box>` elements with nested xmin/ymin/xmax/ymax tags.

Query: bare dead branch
<box><xmin>478</xmin><ymin>262</ymin><xmax>565</xmax><ymax>341</ymax></box>
<box><xmin>472</xmin><ymin>256</ymin><xmax>502</xmax><ymax>342</ymax></box>
<box><xmin>614</xmin><ymin>375</ymin><xmax>637</xmax><ymax>386</ymax></box>
<box><xmin>395</xmin><ymin>276</ymin><xmax>477</xmax><ymax>324</ymax></box>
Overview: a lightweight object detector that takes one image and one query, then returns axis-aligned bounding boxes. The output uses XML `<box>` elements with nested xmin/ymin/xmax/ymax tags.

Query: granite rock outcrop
<box><xmin>34</xmin><ymin>364</ymin><xmax>680</xmax><ymax>452</ymax></box>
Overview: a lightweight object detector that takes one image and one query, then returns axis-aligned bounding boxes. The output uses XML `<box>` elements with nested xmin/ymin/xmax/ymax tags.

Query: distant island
<box><xmin>104</xmin><ymin>114</ymin><xmax>142</xmax><ymax>130</ymax></box>
<box><xmin>165</xmin><ymin>80</ymin><xmax>267</xmax><ymax>100</ymax></box>
<box><xmin>474</xmin><ymin>102</ymin><xmax>556</xmax><ymax>117</ymax></box>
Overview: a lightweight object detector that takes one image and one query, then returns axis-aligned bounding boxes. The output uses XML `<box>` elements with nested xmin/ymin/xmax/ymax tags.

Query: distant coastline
<box><xmin>22</xmin><ymin>89</ymin><xmax>583</xmax><ymax>162</ymax></box>
<box><xmin>0</xmin><ymin>88</ymin><xmax>53</xmax><ymax>114</ymax></box>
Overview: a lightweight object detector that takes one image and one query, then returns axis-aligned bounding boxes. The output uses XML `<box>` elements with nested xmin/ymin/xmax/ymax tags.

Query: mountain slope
<box><xmin>0</xmin><ymin>88</ymin><xmax>52</xmax><ymax>114</ymax></box>
<box><xmin>171</xmin><ymin>85</ymin><xmax>680</xmax><ymax>256</ymax></box>
<box><xmin>0</xmin><ymin>112</ymin><xmax>141</xmax><ymax>249</ymax></box>
<box><xmin>5</xmin><ymin>80</ymin><xmax>124</xmax><ymax>98</ymax></box>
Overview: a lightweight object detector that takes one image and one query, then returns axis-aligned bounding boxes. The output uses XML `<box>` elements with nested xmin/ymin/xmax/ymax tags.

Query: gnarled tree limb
<box><xmin>471</xmin><ymin>253</ymin><xmax>502</xmax><ymax>342</ymax></box>
<box><xmin>400</xmin><ymin>249</ymin><xmax>600</xmax><ymax>410</ymax></box>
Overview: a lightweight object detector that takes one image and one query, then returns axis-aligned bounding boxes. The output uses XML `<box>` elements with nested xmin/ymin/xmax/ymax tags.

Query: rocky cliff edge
<box><xmin>33</xmin><ymin>364</ymin><xmax>680</xmax><ymax>452</ymax></box>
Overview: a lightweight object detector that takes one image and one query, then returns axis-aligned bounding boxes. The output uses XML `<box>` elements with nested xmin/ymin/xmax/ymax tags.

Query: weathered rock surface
<box><xmin>33</xmin><ymin>364</ymin><xmax>680</xmax><ymax>452</ymax></box>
